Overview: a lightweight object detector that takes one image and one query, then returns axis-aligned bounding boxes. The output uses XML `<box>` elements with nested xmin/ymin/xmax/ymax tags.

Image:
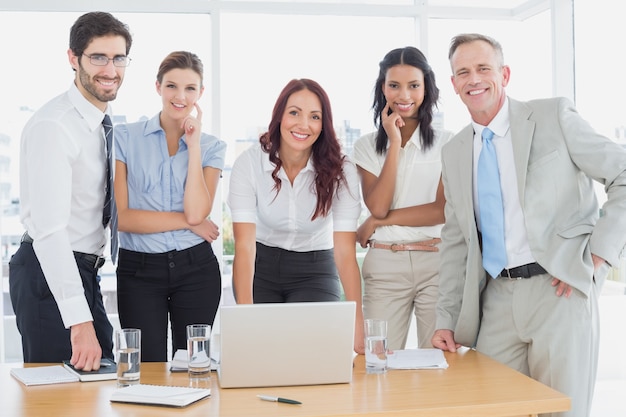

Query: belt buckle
<box><xmin>390</xmin><ymin>243</ymin><xmax>400</xmax><ymax>253</ymax></box>
<box><xmin>503</xmin><ymin>269</ymin><xmax>522</xmax><ymax>280</ymax></box>
<box><xmin>94</xmin><ymin>256</ymin><xmax>105</xmax><ymax>269</ymax></box>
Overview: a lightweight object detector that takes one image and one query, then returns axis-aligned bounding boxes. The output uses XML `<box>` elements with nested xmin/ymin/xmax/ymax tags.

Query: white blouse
<box><xmin>352</xmin><ymin>128</ymin><xmax>453</xmax><ymax>242</ymax></box>
<box><xmin>227</xmin><ymin>144</ymin><xmax>361</xmax><ymax>252</ymax></box>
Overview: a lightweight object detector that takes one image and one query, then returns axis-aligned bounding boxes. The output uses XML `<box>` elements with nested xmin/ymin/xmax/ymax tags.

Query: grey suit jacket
<box><xmin>436</xmin><ymin>97</ymin><xmax>626</xmax><ymax>347</ymax></box>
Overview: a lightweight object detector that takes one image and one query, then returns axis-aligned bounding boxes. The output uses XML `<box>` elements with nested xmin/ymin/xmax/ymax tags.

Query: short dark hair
<box><xmin>69</xmin><ymin>11</ymin><xmax>132</xmax><ymax>57</ymax></box>
<box><xmin>156</xmin><ymin>51</ymin><xmax>204</xmax><ymax>86</ymax></box>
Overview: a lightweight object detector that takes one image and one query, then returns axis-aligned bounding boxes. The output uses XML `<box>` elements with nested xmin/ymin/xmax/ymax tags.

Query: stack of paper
<box><xmin>110</xmin><ymin>384</ymin><xmax>210</xmax><ymax>407</ymax></box>
<box><xmin>170</xmin><ymin>349</ymin><xmax>218</xmax><ymax>372</ymax></box>
<box><xmin>170</xmin><ymin>349</ymin><xmax>189</xmax><ymax>372</ymax></box>
<box><xmin>387</xmin><ymin>349</ymin><xmax>449</xmax><ymax>370</ymax></box>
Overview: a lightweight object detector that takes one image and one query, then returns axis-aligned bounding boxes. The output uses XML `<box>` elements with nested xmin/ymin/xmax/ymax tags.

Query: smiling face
<box><xmin>450</xmin><ymin>39</ymin><xmax>510</xmax><ymax>126</ymax></box>
<box><xmin>279</xmin><ymin>89</ymin><xmax>323</xmax><ymax>154</ymax></box>
<box><xmin>382</xmin><ymin>64</ymin><xmax>425</xmax><ymax>120</ymax></box>
<box><xmin>70</xmin><ymin>35</ymin><xmax>128</xmax><ymax>111</ymax></box>
<box><xmin>156</xmin><ymin>67</ymin><xmax>204</xmax><ymax>122</ymax></box>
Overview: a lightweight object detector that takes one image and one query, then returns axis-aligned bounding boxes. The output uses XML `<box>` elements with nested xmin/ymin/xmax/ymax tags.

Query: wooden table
<box><xmin>3</xmin><ymin>348</ymin><xmax>569</xmax><ymax>417</ymax></box>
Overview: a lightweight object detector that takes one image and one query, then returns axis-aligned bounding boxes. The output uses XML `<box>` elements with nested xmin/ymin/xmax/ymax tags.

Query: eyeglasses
<box><xmin>83</xmin><ymin>54</ymin><xmax>132</xmax><ymax>67</ymax></box>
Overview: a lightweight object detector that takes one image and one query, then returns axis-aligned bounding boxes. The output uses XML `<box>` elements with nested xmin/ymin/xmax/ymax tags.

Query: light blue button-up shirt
<box><xmin>114</xmin><ymin>113</ymin><xmax>226</xmax><ymax>253</ymax></box>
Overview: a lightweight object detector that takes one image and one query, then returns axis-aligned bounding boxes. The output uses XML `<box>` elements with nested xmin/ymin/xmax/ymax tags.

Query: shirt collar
<box><xmin>472</xmin><ymin>96</ymin><xmax>511</xmax><ymax>139</ymax></box>
<box><xmin>144</xmin><ymin>113</ymin><xmax>164</xmax><ymax>136</ymax></box>
<box><xmin>143</xmin><ymin>113</ymin><xmax>189</xmax><ymax>151</ymax></box>
<box><xmin>68</xmin><ymin>82</ymin><xmax>111</xmax><ymax>132</ymax></box>
<box><xmin>261</xmin><ymin>147</ymin><xmax>315</xmax><ymax>174</ymax></box>
<box><xmin>383</xmin><ymin>127</ymin><xmax>421</xmax><ymax>150</ymax></box>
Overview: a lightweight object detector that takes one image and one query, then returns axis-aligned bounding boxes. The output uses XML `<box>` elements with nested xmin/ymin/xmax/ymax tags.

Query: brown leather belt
<box><xmin>369</xmin><ymin>238</ymin><xmax>441</xmax><ymax>252</ymax></box>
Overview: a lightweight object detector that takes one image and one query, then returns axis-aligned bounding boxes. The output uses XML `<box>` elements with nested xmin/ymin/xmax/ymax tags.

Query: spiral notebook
<box><xmin>11</xmin><ymin>365</ymin><xmax>79</xmax><ymax>386</ymax></box>
<box><xmin>110</xmin><ymin>384</ymin><xmax>211</xmax><ymax>407</ymax></box>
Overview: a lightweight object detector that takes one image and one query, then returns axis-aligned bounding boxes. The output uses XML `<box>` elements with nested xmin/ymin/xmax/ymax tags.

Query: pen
<box><xmin>257</xmin><ymin>394</ymin><xmax>302</xmax><ymax>405</ymax></box>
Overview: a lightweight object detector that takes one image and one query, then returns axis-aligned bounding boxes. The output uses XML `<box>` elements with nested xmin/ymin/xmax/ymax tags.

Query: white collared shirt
<box><xmin>227</xmin><ymin>143</ymin><xmax>361</xmax><ymax>251</ymax></box>
<box><xmin>19</xmin><ymin>82</ymin><xmax>109</xmax><ymax>328</ymax></box>
<box><xmin>472</xmin><ymin>97</ymin><xmax>535</xmax><ymax>269</ymax></box>
<box><xmin>352</xmin><ymin>127</ymin><xmax>453</xmax><ymax>241</ymax></box>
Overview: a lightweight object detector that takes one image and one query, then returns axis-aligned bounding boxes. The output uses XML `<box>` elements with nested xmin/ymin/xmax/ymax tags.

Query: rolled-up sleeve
<box><xmin>228</xmin><ymin>150</ymin><xmax>258</xmax><ymax>224</ymax></box>
<box><xmin>202</xmin><ymin>134</ymin><xmax>227</xmax><ymax>170</ymax></box>
<box><xmin>332</xmin><ymin>158</ymin><xmax>362</xmax><ymax>232</ymax></box>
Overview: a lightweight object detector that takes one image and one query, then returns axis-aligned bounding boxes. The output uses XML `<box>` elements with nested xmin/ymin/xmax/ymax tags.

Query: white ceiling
<box><xmin>427</xmin><ymin>0</ymin><xmax>550</xmax><ymax>20</ymax></box>
<box><xmin>429</xmin><ymin>0</ymin><xmax>533</xmax><ymax>6</ymax></box>
<box><xmin>0</xmin><ymin>0</ymin><xmax>551</xmax><ymax>19</ymax></box>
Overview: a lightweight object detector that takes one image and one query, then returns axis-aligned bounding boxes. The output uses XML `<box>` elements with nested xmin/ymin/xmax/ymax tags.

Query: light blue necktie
<box><xmin>102</xmin><ymin>115</ymin><xmax>118</xmax><ymax>264</ymax></box>
<box><xmin>477</xmin><ymin>128</ymin><xmax>507</xmax><ymax>278</ymax></box>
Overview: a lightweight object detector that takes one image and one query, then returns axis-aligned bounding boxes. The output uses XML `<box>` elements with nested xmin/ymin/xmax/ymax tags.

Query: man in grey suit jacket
<box><xmin>432</xmin><ymin>33</ymin><xmax>626</xmax><ymax>417</ymax></box>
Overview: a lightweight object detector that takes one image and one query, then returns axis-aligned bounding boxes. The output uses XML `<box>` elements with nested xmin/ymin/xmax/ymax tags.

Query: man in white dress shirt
<box><xmin>9</xmin><ymin>12</ymin><xmax>132</xmax><ymax>370</ymax></box>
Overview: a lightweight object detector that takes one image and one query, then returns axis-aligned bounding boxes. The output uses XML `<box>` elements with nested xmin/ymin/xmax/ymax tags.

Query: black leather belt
<box><xmin>75</xmin><ymin>252</ymin><xmax>106</xmax><ymax>269</ymax></box>
<box><xmin>498</xmin><ymin>262</ymin><xmax>547</xmax><ymax>279</ymax></box>
<box><xmin>21</xmin><ymin>232</ymin><xmax>106</xmax><ymax>269</ymax></box>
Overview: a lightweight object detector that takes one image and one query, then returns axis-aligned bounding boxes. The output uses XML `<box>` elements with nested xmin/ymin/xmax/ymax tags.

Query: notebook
<box><xmin>11</xmin><ymin>365</ymin><xmax>79</xmax><ymax>386</ymax></box>
<box><xmin>216</xmin><ymin>301</ymin><xmax>356</xmax><ymax>388</ymax></box>
<box><xmin>110</xmin><ymin>384</ymin><xmax>210</xmax><ymax>407</ymax></box>
<box><xmin>63</xmin><ymin>358</ymin><xmax>117</xmax><ymax>381</ymax></box>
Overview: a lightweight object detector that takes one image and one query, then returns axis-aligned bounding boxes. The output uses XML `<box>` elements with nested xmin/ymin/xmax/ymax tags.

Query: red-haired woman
<box><xmin>228</xmin><ymin>79</ymin><xmax>365</xmax><ymax>354</ymax></box>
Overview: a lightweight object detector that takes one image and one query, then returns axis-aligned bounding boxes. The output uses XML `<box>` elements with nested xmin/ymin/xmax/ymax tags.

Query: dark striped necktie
<box><xmin>102</xmin><ymin>115</ymin><xmax>118</xmax><ymax>263</ymax></box>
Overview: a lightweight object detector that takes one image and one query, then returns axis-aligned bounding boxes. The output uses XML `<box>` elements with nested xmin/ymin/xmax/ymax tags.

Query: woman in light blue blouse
<box><xmin>113</xmin><ymin>51</ymin><xmax>226</xmax><ymax>361</ymax></box>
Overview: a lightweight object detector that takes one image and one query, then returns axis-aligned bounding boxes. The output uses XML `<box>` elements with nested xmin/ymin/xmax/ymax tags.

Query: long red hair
<box><xmin>259</xmin><ymin>79</ymin><xmax>347</xmax><ymax>220</ymax></box>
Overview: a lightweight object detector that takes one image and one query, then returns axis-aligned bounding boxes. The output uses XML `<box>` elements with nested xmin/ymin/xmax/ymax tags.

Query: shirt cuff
<box><xmin>57</xmin><ymin>295</ymin><xmax>94</xmax><ymax>329</ymax></box>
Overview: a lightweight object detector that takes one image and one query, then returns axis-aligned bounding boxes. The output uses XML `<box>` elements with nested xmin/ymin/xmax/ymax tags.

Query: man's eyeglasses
<box><xmin>83</xmin><ymin>54</ymin><xmax>132</xmax><ymax>67</ymax></box>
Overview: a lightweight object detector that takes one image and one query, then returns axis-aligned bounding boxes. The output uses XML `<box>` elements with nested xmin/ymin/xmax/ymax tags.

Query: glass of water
<box><xmin>364</xmin><ymin>319</ymin><xmax>388</xmax><ymax>374</ymax></box>
<box><xmin>187</xmin><ymin>324</ymin><xmax>211</xmax><ymax>378</ymax></box>
<box><xmin>115</xmin><ymin>328</ymin><xmax>141</xmax><ymax>387</ymax></box>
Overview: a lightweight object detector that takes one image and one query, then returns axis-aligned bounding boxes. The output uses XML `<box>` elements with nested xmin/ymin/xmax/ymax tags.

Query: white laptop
<box><xmin>214</xmin><ymin>301</ymin><xmax>356</xmax><ymax>388</ymax></box>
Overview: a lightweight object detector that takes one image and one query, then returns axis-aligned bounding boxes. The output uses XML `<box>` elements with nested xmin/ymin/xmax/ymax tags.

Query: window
<box><xmin>0</xmin><ymin>1</ymin><xmax>582</xmax><ymax>363</ymax></box>
<box><xmin>428</xmin><ymin>10</ymin><xmax>553</xmax><ymax>133</ymax></box>
<box><xmin>574</xmin><ymin>0</ymin><xmax>624</xmax><ymax>140</ymax></box>
<box><xmin>0</xmin><ymin>11</ymin><xmax>211</xmax><ymax>361</ymax></box>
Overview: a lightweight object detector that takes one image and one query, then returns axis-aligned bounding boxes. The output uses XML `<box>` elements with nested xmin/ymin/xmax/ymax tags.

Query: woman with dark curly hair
<box><xmin>228</xmin><ymin>78</ymin><xmax>365</xmax><ymax>354</ymax></box>
<box><xmin>352</xmin><ymin>47</ymin><xmax>453</xmax><ymax>350</ymax></box>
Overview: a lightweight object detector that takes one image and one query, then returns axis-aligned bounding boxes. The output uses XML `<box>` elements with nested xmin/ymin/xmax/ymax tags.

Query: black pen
<box><xmin>257</xmin><ymin>394</ymin><xmax>302</xmax><ymax>405</ymax></box>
